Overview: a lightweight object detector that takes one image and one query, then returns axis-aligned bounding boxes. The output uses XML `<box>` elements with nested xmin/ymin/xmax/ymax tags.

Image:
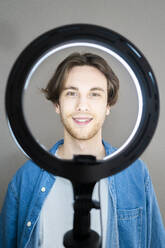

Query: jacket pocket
<box><xmin>117</xmin><ymin>207</ymin><xmax>143</xmax><ymax>248</ymax></box>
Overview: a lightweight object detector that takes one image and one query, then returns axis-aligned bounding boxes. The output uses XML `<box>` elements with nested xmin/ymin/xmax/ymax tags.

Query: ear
<box><xmin>55</xmin><ymin>103</ymin><xmax>60</xmax><ymax>114</ymax></box>
<box><xmin>106</xmin><ymin>104</ymin><xmax>110</xmax><ymax>116</ymax></box>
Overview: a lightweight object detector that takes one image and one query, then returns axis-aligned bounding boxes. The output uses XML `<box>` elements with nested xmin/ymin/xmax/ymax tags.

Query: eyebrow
<box><xmin>63</xmin><ymin>86</ymin><xmax>78</xmax><ymax>91</ymax></box>
<box><xmin>90</xmin><ymin>87</ymin><xmax>105</xmax><ymax>92</ymax></box>
<box><xmin>63</xmin><ymin>86</ymin><xmax>105</xmax><ymax>92</ymax></box>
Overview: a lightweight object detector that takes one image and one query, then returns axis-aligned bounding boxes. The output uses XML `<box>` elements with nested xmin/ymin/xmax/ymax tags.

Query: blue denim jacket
<box><xmin>0</xmin><ymin>140</ymin><xmax>165</xmax><ymax>247</ymax></box>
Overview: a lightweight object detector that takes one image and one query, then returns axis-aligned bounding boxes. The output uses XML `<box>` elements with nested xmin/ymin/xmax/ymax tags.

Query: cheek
<box><xmin>60</xmin><ymin>101</ymin><xmax>75</xmax><ymax>115</ymax></box>
<box><xmin>92</xmin><ymin>100</ymin><xmax>107</xmax><ymax>111</ymax></box>
<box><xmin>91</xmin><ymin>104</ymin><xmax>107</xmax><ymax>119</ymax></box>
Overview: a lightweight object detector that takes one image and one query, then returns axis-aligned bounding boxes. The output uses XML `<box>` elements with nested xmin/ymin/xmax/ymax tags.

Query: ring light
<box><xmin>5</xmin><ymin>24</ymin><xmax>159</xmax><ymax>183</ymax></box>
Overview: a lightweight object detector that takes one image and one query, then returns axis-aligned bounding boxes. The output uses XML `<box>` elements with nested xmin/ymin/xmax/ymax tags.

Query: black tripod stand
<box><xmin>63</xmin><ymin>155</ymin><xmax>101</xmax><ymax>248</ymax></box>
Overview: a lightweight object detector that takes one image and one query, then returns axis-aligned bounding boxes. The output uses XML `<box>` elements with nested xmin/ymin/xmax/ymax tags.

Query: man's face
<box><xmin>55</xmin><ymin>65</ymin><xmax>110</xmax><ymax>140</ymax></box>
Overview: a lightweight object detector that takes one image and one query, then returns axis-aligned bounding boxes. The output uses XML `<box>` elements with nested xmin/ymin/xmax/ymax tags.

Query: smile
<box><xmin>72</xmin><ymin>117</ymin><xmax>93</xmax><ymax>126</ymax></box>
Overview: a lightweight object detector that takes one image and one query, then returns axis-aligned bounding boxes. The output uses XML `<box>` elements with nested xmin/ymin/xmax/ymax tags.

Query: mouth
<box><xmin>72</xmin><ymin>117</ymin><xmax>93</xmax><ymax>126</ymax></box>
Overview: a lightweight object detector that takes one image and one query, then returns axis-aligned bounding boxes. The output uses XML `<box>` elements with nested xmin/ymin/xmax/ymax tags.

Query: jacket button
<box><xmin>41</xmin><ymin>187</ymin><xmax>46</xmax><ymax>192</ymax></box>
<box><xmin>27</xmin><ymin>221</ymin><xmax>31</xmax><ymax>227</ymax></box>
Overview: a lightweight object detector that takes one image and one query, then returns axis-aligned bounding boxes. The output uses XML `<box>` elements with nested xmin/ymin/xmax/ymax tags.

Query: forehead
<box><xmin>64</xmin><ymin>65</ymin><xmax>107</xmax><ymax>90</ymax></box>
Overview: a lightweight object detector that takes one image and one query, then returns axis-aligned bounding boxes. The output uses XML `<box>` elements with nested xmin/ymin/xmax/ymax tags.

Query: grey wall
<box><xmin>0</xmin><ymin>0</ymin><xmax>164</xmax><ymax>224</ymax></box>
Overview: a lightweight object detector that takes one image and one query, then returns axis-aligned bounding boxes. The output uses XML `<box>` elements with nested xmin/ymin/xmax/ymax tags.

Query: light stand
<box><xmin>63</xmin><ymin>155</ymin><xmax>101</xmax><ymax>248</ymax></box>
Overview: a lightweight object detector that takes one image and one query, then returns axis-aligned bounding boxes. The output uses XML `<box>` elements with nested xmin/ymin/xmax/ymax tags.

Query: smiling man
<box><xmin>54</xmin><ymin>65</ymin><xmax>110</xmax><ymax>159</ymax></box>
<box><xmin>0</xmin><ymin>53</ymin><xmax>165</xmax><ymax>248</ymax></box>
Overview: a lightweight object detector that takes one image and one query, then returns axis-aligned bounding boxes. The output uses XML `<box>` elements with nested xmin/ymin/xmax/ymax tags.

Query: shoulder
<box><xmin>9</xmin><ymin>159</ymin><xmax>43</xmax><ymax>196</ymax></box>
<box><xmin>103</xmin><ymin>140</ymin><xmax>149</xmax><ymax>180</ymax></box>
<box><xmin>9</xmin><ymin>140</ymin><xmax>64</xmax><ymax>194</ymax></box>
<box><xmin>115</xmin><ymin>158</ymin><xmax>149</xmax><ymax>182</ymax></box>
<box><xmin>15</xmin><ymin>159</ymin><xmax>42</xmax><ymax>179</ymax></box>
<box><xmin>11</xmin><ymin>140</ymin><xmax>64</xmax><ymax>186</ymax></box>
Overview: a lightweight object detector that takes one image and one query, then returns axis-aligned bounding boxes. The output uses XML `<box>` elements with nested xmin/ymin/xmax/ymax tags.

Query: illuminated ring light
<box><xmin>5</xmin><ymin>24</ymin><xmax>159</xmax><ymax>183</ymax></box>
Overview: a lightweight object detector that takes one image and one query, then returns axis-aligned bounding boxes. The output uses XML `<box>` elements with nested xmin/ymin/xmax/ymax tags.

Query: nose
<box><xmin>76</xmin><ymin>95</ymin><xmax>89</xmax><ymax>112</ymax></box>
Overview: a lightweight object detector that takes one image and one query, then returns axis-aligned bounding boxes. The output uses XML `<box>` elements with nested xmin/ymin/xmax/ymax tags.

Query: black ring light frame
<box><xmin>5</xmin><ymin>24</ymin><xmax>159</xmax><ymax>184</ymax></box>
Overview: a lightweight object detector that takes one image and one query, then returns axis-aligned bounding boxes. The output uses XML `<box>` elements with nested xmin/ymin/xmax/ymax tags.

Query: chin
<box><xmin>63</xmin><ymin>120</ymin><xmax>102</xmax><ymax>141</ymax></box>
<box><xmin>69</xmin><ymin>130</ymin><xmax>100</xmax><ymax>141</ymax></box>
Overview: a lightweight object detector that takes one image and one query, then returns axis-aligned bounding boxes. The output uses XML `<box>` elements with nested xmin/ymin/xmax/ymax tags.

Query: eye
<box><xmin>90</xmin><ymin>92</ymin><xmax>101</xmax><ymax>97</ymax></box>
<box><xmin>66</xmin><ymin>91</ymin><xmax>77</xmax><ymax>96</ymax></box>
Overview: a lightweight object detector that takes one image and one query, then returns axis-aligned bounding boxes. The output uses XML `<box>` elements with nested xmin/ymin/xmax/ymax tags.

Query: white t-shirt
<box><xmin>39</xmin><ymin>154</ymin><xmax>108</xmax><ymax>247</ymax></box>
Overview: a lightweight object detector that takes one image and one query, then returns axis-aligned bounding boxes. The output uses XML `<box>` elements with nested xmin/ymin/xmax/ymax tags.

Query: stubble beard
<box><xmin>60</xmin><ymin>114</ymin><xmax>104</xmax><ymax>141</ymax></box>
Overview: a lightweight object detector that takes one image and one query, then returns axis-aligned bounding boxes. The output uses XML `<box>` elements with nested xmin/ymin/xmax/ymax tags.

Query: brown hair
<box><xmin>42</xmin><ymin>52</ymin><xmax>119</xmax><ymax>106</ymax></box>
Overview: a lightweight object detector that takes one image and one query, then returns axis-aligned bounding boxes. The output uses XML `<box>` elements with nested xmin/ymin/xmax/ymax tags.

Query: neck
<box><xmin>57</xmin><ymin>131</ymin><xmax>105</xmax><ymax>160</ymax></box>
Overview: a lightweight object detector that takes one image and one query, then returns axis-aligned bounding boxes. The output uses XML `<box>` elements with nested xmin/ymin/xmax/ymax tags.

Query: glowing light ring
<box><xmin>5</xmin><ymin>24</ymin><xmax>159</xmax><ymax>183</ymax></box>
<box><xmin>25</xmin><ymin>41</ymin><xmax>143</xmax><ymax>160</ymax></box>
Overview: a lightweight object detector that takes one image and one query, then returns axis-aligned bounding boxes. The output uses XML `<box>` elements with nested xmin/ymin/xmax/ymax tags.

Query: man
<box><xmin>0</xmin><ymin>53</ymin><xmax>165</xmax><ymax>247</ymax></box>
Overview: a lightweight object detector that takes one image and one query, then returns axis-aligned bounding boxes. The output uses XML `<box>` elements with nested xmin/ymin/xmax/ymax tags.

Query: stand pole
<box><xmin>63</xmin><ymin>182</ymin><xmax>101</xmax><ymax>248</ymax></box>
<box><xmin>63</xmin><ymin>155</ymin><xmax>101</xmax><ymax>248</ymax></box>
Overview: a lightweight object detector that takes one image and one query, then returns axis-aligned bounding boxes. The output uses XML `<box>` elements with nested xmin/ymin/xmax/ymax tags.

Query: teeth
<box><xmin>73</xmin><ymin>118</ymin><xmax>92</xmax><ymax>123</ymax></box>
<box><xmin>76</xmin><ymin>119</ymin><xmax>90</xmax><ymax>122</ymax></box>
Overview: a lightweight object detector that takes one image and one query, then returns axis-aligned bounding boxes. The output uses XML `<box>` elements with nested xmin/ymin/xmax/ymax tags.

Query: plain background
<box><xmin>0</xmin><ymin>0</ymin><xmax>164</xmax><ymax>226</ymax></box>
